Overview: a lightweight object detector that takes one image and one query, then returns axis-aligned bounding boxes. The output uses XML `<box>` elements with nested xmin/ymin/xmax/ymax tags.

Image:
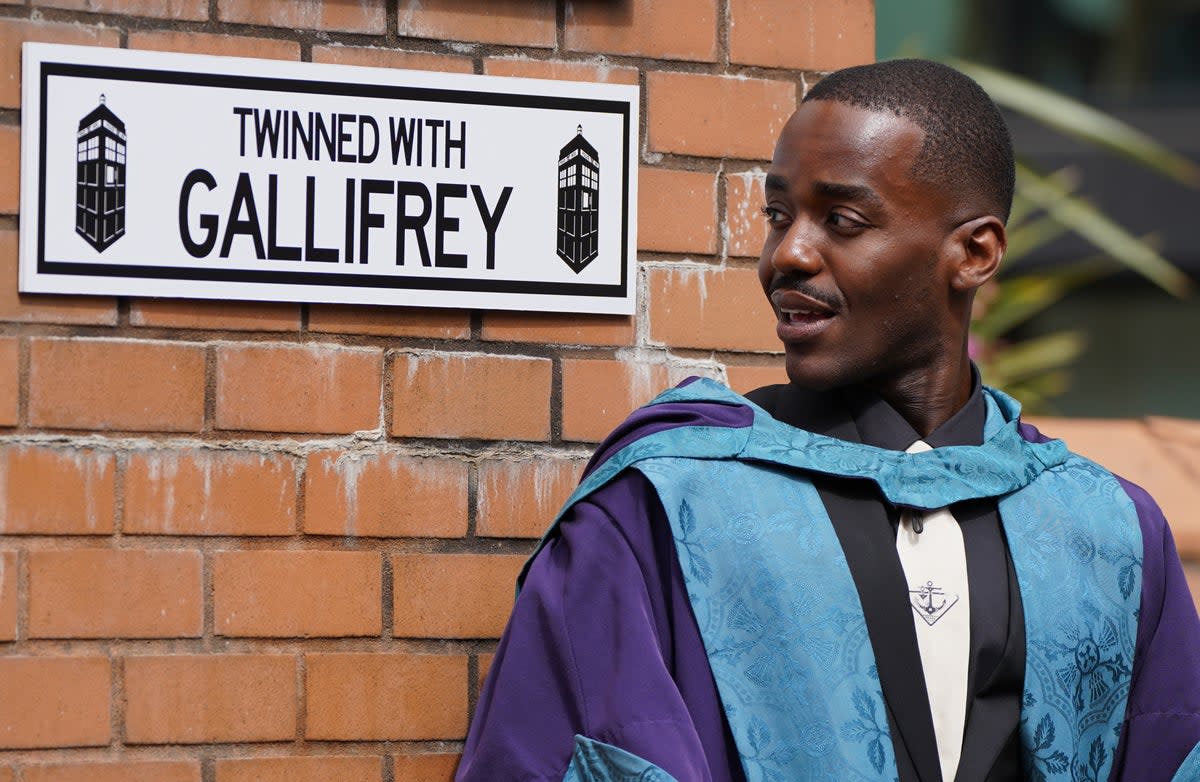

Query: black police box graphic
<box><xmin>75</xmin><ymin>94</ymin><xmax>127</xmax><ymax>252</ymax></box>
<box><xmin>556</xmin><ymin>125</ymin><xmax>599</xmax><ymax>274</ymax></box>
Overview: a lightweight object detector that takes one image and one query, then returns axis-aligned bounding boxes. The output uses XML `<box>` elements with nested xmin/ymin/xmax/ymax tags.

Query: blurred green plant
<box><xmin>947</xmin><ymin>60</ymin><xmax>1198</xmax><ymax>412</ymax></box>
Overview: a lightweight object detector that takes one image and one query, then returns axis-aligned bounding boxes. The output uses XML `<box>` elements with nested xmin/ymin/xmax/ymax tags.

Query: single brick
<box><xmin>638</xmin><ymin>168</ymin><xmax>718</xmax><ymax>254</ymax></box>
<box><xmin>565</xmin><ymin>0</ymin><xmax>718</xmax><ymax>62</ymax></box>
<box><xmin>0</xmin><ymin>445</ymin><xmax>116</xmax><ymax>534</ymax></box>
<box><xmin>729</xmin><ymin>0</ymin><xmax>875</xmax><ymax>70</ymax></box>
<box><xmin>0</xmin><ymin>656</ymin><xmax>110</xmax><ymax>748</ymax></box>
<box><xmin>124</xmin><ymin>450</ymin><xmax>297</xmax><ymax>536</ymax></box>
<box><xmin>0</xmin><ymin>125</ymin><xmax>17</xmax><ymax>214</ymax></box>
<box><xmin>477</xmin><ymin>458</ymin><xmax>582</xmax><ymax>538</ymax></box>
<box><xmin>392</xmin><ymin>754</ymin><xmax>460</xmax><ymax>782</ymax></box>
<box><xmin>647</xmin><ymin>72</ymin><xmax>795</xmax><ymax>160</ymax></box>
<box><xmin>124</xmin><ymin>655</ymin><xmax>296</xmax><ymax>744</ymax></box>
<box><xmin>307</xmin><ymin>305</ymin><xmax>470</xmax><ymax>339</ymax></box>
<box><xmin>215</xmin><ymin>756</ymin><xmax>380</xmax><ymax>782</ymax></box>
<box><xmin>312</xmin><ymin>45</ymin><xmax>474</xmax><ymax>74</ymax></box>
<box><xmin>128</xmin><ymin>30</ymin><xmax>300</xmax><ymax>60</ymax></box>
<box><xmin>0</xmin><ymin>767</ymin><xmax>10</xmax><ymax>782</ymax></box>
<box><xmin>24</xmin><ymin>761</ymin><xmax>200</xmax><ymax>782</ymax></box>
<box><xmin>0</xmin><ymin>550</ymin><xmax>15</xmax><ymax>641</ymax></box>
<box><xmin>648</xmin><ymin>266</ymin><xmax>781</xmax><ymax>352</ymax></box>
<box><xmin>214</xmin><ymin>550</ymin><xmax>381</xmax><ymax>637</ymax></box>
<box><xmin>0</xmin><ymin>19</ymin><xmax>120</xmax><ymax>108</ymax></box>
<box><xmin>305</xmin><ymin>653</ymin><xmax>467</xmax><ymax>740</ymax></box>
<box><xmin>29</xmin><ymin>549</ymin><xmax>202</xmax><ymax>639</ymax></box>
<box><xmin>218</xmin><ymin>0</ymin><xmax>385</xmax><ymax>34</ymax></box>
<box><xmin>391</xmin><ymin>353</ymin><xmax>551</xmax><ymax>441</ymax></box>
<box><xmin>304</xmin><ymin>451</ymin><xmax>468</xmax><ymax>538</ymax></box>
<box><xmin>480</xmin><ymin>312</ymin><xmax>634</xmax><ymax>347</ymax></box>
<box><xmin>0</xmin><ymin>336</ymin><xmax>17</xmax><ymax>426</ymax></box>
<box><xmin>215</xmin><ymin>343</ymin><xmax>382</xmax><ymax>434</ymax></box>
<box><xmin>130</xmin><ymin>300</ymin><xmax>300</xmax><ymax>331</ymax></box>
<box><xmin>0</xmin><ymin>230</ymin><xmax>116</xmax><ymax>325</ymax></box>
<box><xmin>561</xmin><ymin>358</ymin><xmax>669</xmax><ymax>443</ymax></box>
<box><xmin>32</xmin><ymin>0</ymin><xmax>206</xmax><ymax>19</ymax></box>
<box><xmin>29</xmin><ymin>338</ymin><xmax>205</xmax><ymax>432</ymax></box>
<box><xmin>726</xmin><ymin>169</ymin><xmax>769</xmax><ymax>258</ymax></box>
<box><xmin>483</xmin><ymin>57</ymin><xmax>639</xmax><ymax>85</ymax></box>
<box><xmin>397</xmin><ymin>0</ymin><xmax>556</xmax><ymax>48</ymax></box>
<box><xmin>725</xmin><ymin>361</ymin><xmax>787</xmax><ymax>394</ymax></box>
<box><xmin>392</xmin><ymin>553</ymin><xmax>524</xmax><ymax>638</ymax></box>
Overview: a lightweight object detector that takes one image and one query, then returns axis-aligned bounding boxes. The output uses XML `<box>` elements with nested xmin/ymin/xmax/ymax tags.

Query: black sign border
<box><xmin>37</xmin><ymin>60</ymin><xmax>633</xmax><ymax>299</ymax></box>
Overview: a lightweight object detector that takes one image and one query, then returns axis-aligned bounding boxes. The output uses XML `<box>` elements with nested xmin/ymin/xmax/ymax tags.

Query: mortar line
<box><xmin>380</xmin><ymin>553</ymin><xmax>394</xmax><ymax>642</ymax></box>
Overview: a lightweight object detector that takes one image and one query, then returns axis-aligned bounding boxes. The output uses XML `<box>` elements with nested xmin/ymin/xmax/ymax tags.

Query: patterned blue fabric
<box><xmin>540</xmin><ymin>378</ymin><xmax>1067</xmax><ymax>545</ymax></box>
<box><xmin>563</xmin><ymin>735</ymin><xmax>679</xmax><ymax>782</ymax></box>
<box><xmin>999</xmin><ymin>456</ymin><xmax>1142</xmax><ymax>782</ymax></box>
<box><xmin>525</xmin><ymin>379</ymin><xmax>1144</xmax><ymax>781</ymax></box>
<box><xmin>1171</xmin><ymin>742</ymin><xmax>1200</xmax><ymax>782</ymax></box>
<box><xmin>733</xmin><ymin>383</ymin><xmax>1069</xmax><ymax>510</ymax></box>
<box><xmin>640</xmin><ymin>456</ymin><xmax>897</xmax><ymax>781</ymax></box>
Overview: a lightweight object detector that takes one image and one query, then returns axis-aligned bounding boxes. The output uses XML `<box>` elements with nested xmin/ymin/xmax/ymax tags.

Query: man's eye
<box><xmin>760</xmin><ymin>205</ymin><xmax>788</xmax><ymax>225</ymax></box>
<box><xmin>828</xmin><ymin>211</ymin><xmax>866</xmax><ymax>231</ymax></box>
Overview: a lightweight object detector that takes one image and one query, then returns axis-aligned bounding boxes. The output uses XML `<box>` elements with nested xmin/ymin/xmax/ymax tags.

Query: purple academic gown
<box><xmin>456</xmin><ymin>394</ymin><xmax>1200</xmax><ymax>781</ymax></box>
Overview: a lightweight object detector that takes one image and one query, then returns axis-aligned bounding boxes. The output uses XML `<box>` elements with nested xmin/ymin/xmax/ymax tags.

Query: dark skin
<box><xmin>758</xmin><ymin>100</ymin><xmax>1007</xmax><ymax>436</ymax></box>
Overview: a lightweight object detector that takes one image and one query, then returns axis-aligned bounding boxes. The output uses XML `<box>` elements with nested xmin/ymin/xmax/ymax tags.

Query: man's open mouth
<box><xmin>779</xmin><ymin>307</ymin><xmax>835</xmax><ymax>324</ymax></box>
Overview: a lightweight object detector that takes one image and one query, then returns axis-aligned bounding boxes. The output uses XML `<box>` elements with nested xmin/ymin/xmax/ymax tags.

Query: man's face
<box><xmin>757</xmin><ymin>100</ymin><xmax>960</xmax><ymax>393</ymax></box>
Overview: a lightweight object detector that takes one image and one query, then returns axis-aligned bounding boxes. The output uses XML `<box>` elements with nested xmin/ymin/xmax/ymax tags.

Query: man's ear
<box><xmin>947</xmin><ymin>215</ymin><xmax>1006</xmax><ymax>293</ymax></box>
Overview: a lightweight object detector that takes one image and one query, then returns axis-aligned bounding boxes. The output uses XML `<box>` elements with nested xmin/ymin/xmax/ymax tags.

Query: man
<box><xmin>456</xmin><ymin>60</ymin><xmax>1200</xmax><ymax>781</ymax></box>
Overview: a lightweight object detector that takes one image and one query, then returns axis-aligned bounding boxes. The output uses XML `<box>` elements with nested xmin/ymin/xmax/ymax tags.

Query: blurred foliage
<box><xmin>948</xmin><ymin>60</ymin><xmax>1198</xmax><ymax>412</ymax></box>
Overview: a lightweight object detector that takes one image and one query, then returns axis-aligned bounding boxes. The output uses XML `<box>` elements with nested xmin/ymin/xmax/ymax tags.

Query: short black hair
<box><xmin>804</xmin><ymin>59</ymin><xmax>1015</xmax><ymax>223</ymax></box>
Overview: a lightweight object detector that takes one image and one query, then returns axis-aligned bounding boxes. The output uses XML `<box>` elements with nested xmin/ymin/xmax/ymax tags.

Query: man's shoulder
<box><xmin>1017</xmin><ymin>417</ymin><xmax>1170</xmax><ymax>531</ymax></box>
<box><xmin>584</xmin><ymin>378</ymin><xmax>843</xmax><ymax>473</ymax></box>
<box><xmin>583</xmin><ymin>378</ymin><xmax>759</xmax><ymax>473</ymax></box>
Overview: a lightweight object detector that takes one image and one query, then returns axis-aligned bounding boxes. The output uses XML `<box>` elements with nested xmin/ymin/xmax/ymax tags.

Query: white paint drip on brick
<box><xmin>615</xmin><ymin>348</ymin><xmax>665</xmax><ymax>404</ymax></box>
<box><xmin>531</xmin><ymin>461</ymin><xmax>574</xmax><ymax>509</ymax></box>
<box><xmin>0</xmin><ymin>446</ymin><xmax>115</xmax><ymax>532</ymax></box>
<box><xmin>73</xmin><ymin>447</ymin><xmax>112</xmax><ymax>532</ymax></box>
<box><xmin>140</xmin><ymin>450</ymin><xmax>281</xmax><ymax>533</ymax></box>
<box><xmin>276</xmin><ymin>0</ymin><xmax>324</xmax><ymax>29</ymax></box>
<box><xmin>397</xmin><ymin>0</ymin><xmax>423</xmax><ymax>31</ymax></box>
<box><xmin>326</xmin><ymin>451</ymin><xmax>366</xmax><ymax>536</ymax></box>
<box><xmin>143</xmin><ymin>452</ymin><xmax>180</xmax><ymax>532</ymax></box>
<box><xmin>614</xmin><ymin>346</ymin><xmax>725</xmax><ymax>393</ymax></box>
<box><xmin>477</xmin><ymin>456</ymin><xmax>588</xmax><ymax>526</ymax></box>
<box><xmin>726</xmin><ymin>167</ymin><xmax>767</xmax><ymax>257</ymax></box>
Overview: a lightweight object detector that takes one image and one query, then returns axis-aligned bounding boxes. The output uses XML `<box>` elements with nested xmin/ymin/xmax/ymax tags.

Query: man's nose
<box><xmin>768</xmin><ymin>220</ymin><xmax>824</xmax><ymax>276</ymax></box>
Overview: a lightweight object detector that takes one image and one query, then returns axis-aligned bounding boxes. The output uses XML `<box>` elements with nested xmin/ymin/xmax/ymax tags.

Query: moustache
<box><xmin>768</xmin><ymin>275</ymin><xmax>845</xmax><ymax>312</ymax></box>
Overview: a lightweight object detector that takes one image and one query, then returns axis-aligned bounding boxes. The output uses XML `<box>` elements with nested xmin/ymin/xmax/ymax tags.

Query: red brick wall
<box><xmin>0</xmin><ymin>1</ymin><xmax>874</xmax><ymax>779</ymax></box>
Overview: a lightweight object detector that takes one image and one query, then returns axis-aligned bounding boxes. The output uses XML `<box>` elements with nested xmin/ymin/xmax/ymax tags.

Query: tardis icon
<box><xmin>75</xmin><ymin>94</ymin><xmax>127</xmax><ymax>252</ymax></box>
<box><xmin>556</xmin><ymin>125</ymin><xmax>599</xmax><ymax>273</ymax></box>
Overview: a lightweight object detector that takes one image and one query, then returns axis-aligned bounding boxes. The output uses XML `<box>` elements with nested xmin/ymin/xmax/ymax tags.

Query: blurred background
<box><xmin>878</xmin><ymin>0</ymin><xmax>1200</xmax><ymax>417</ymax></box>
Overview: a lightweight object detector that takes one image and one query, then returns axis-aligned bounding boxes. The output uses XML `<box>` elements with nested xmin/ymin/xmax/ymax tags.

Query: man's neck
<box><xmin>863</xmin><ymin>356</ymin><xmax>976</xmax><ymax>439</ymax></box>
<box><xmin>842</xmin><ymin>368</ymin><xmax>984</xmax><ymax>451</ymax></box>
